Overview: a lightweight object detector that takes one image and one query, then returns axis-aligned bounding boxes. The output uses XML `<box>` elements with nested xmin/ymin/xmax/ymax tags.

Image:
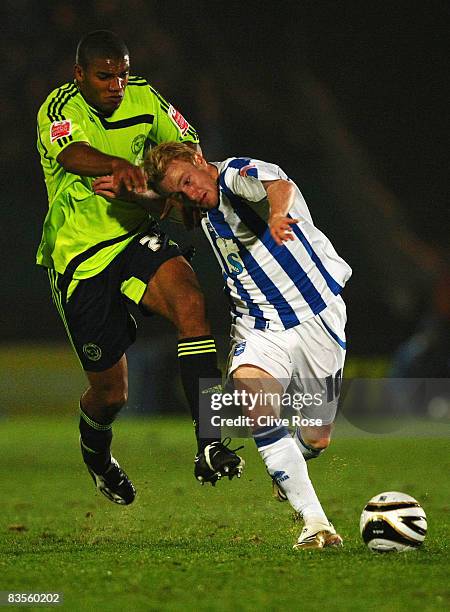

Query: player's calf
<box><xmin>79</xmin><ymin>404</ymin><xmax>114</xmax><ymax>473</ymax></box>
<box><xmin>272</xmin><ymin>428</ymin><xmax>330</xmax><ymax>502</ymax></box>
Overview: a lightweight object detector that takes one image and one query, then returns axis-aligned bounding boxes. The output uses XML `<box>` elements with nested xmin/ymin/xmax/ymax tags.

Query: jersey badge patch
<box><xmin>50</xmin><ymin>120</ymin><xmax>72</xmax><ymax>143</ymax></box>
<box><xmin>239</xmin><ymin>164</ymin><xmax>257</xmax><ymax>178</ymax></box>
<box><xmin>168</xmin><ymin>105</ymin><xmax>189</xmax><ymax>136</ymax></box>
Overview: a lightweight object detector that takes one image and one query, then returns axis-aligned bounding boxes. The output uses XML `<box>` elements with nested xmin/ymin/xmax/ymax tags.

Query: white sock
<box><xmin>256</xmin><ymin>432</ymin><xmax>328</xmax><ymax>524</ymax></box>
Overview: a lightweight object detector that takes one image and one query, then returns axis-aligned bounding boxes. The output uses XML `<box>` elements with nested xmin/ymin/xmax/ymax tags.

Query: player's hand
<box><xmin>160</xmin><ymin>194</ymin><xmax>203</xmax><ymax>230</ymax></box>
<box><xmin>92</xmin><ymin>174</ymin><xmax>138</xmax><ymax>201</ymax></box>
<box><xmin>93</xmin><ymin>175</ymin><xmax>160</xmax><ymax>205</ymax></box>
<box><xmin>111</xmin><ymin>158</ymin><xmax>147</xmax><ymax>193</ymax></box>
<box><xmin>269</xmin><ymin>214</ymin><xmax>299</xmax><ymax>246</ymax></box>
<box><xmin>92</xmin><ymin>175</ymin><xmax>119</xmax><ymax>199</ymax></box>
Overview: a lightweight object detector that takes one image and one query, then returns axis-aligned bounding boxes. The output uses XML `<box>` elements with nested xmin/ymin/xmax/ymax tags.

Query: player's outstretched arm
<box><xmin>92</xmin><ymin>174</ymin><xmax>188</xmax><ymax>224</ymax></box>
<box><xmin>264</xmin><ymin>179</ymin><xmax>299</xmax><ymax>245</ymax></box>
<box><xmin>57</xmin><ymin>142</ymin><xmax>146</xmax><ymax>192</ymax></box>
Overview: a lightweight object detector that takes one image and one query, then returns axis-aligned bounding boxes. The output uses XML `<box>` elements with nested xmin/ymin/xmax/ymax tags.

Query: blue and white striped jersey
<box><xmin>201</xmin><ymin>157</ymin><xmax>352</xmax><ymax>331</ymax></box>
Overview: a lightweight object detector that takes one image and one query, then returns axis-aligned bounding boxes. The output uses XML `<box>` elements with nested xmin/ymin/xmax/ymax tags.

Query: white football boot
<box><xmin>293</xmin><ymin>521</ymin><xmax>343</xmax><ymax>550</ymax></box>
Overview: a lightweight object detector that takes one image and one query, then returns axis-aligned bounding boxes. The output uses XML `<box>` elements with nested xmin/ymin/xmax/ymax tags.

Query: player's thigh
<box><xmin>228</xmin><ymin>319</ymin><xmax>292</xmax><ymax>386</ymax></box>
<box><xmin>228</xmin><ymin>319</ymin><xmax>293</xmax><ymax>421</ymax></box>
<box><xmin>140</xmin><ymin>257</ymin><xmax>209</xmax><ymax>336</ymax></box>
<box><xmin>117</xmin><ymin>225</ymin><xmax>208</xmax><ymax>336</ymax></box>
<box><xmin>233</xmin><ymin>363</ymin><xmax>284</xmax><ymax>420</ymax></box>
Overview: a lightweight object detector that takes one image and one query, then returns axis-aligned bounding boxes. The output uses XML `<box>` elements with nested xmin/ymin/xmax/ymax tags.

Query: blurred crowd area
<box><xmin>1</xmin><ymin>1</ymin><xmax>449</xmax><ymax>368</ymax></box>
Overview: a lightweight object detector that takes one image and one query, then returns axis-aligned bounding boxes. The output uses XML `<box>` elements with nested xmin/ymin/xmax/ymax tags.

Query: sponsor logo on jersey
<box><xmin>131</xmin><ymin>134</ymin><xmax>146</xmax><ymax>155</ymax></box>
<box><xmin>168</xmin><ymin>105</ymin><xmax>189</xmax><ymax>136</ymax></box>
<box><xmin>50</xmin><ymin>120</ymin><xmax>72</xmax><ymax>143</ymax></box>
<box><xmin>83</xmin><ymin>343</ymin><xmax>102</xmax><ymax>361</ymax></box>
<box><xmin>239</xmin><ymin>164</ymin><xmax>257</xmax><ymax>177</ymax></box>
<box><xmin>227</xmin><ymin>252</ymin><xmax>244</xmax><ymax>275</ymax></box>
<box><xmin>234</xmin><ymin>341</ymin><xmax>246</xmax><ymax>356</ymax></box>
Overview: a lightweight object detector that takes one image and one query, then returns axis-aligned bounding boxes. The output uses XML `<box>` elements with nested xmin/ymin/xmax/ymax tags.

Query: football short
<box><xmin>227</xmin><ymin>296</ymin><xmax>347</xmax><ymax>425</ymax></box>
<box><xmin>48</xmin><ymin>225</ymin><xmax>182</xmax><ymax>372</ymax></box>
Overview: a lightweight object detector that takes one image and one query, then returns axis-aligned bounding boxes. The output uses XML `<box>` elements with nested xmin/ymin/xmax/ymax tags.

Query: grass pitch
<box><xmin>1</xmin><ymin>416</ymin><xmax>448</xmax><ymax>611</ymax></box>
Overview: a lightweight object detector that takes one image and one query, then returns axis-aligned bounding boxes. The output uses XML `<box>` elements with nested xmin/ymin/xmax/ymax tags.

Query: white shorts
<box><xmin>227</xmin><ymin>296</ymin><xmax>347</xmax><ymax>426</ymax></box>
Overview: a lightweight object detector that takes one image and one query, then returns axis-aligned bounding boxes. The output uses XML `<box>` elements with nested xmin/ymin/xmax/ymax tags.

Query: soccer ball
<box><xmin>360</xmin><ymin>491</ymin><xmax>427</xmax><ymax>552</ymax></box>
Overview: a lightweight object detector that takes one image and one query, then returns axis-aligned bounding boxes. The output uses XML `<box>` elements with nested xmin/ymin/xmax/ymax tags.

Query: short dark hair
<box><xmin>76</xmin><ymin>30</ymin><xmax>129</xmax><ymax>68</ymax></box>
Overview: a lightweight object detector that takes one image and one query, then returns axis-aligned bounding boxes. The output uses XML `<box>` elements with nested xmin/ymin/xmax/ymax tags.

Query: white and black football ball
<box><xmin>360</xmin><ymin>491</ymin><xmax>427</xmax><ymax>552</ymax></box>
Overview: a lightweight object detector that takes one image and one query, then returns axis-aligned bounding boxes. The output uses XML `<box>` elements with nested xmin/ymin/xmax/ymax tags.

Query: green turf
<box><xmin>1</xmin><ymin>416</ymin><xmax>448</xmax><ymax>611</ymax></box>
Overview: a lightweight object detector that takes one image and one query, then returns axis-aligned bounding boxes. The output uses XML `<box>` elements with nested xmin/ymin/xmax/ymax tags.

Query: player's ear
<box><xmin>193</xmin><ymin>152</ymin><xmax>206</xmax><ymax>167</ymax></box>
<box><xmin>74</xmin><ymin>64</ymin><xmax>84</xmax><ymax>83</ymax></box>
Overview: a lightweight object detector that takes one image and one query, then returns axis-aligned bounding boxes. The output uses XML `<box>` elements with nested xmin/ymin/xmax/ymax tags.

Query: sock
<box><xmin>178</xmin><ymin>335</ymin><xmax>222</xmax><ymax>453</ymax></box>
<box><xmin>79</xmin><ymin>405</ymin><xmax>113</xmax><ymax>474</ymax></box>
<box><xmin>254</xmin><ymin>426</ymin><xmax>328</xmax><ymax>524</ymax></box>
<box><xmin>294</xmin><ymin>427</ymin><xmax>324</xmax><ymax>461</ymax></box>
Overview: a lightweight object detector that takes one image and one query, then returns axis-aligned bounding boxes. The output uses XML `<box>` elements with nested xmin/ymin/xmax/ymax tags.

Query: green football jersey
<box><xmin>36</xmin><ymin>76</ymin><xmax>199</xmax><ymax>278</ymax></box>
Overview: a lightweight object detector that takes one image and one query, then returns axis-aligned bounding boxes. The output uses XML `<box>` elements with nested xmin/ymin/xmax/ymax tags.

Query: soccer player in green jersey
<box><xmin>36</xmin><ymin>30</ymin><xmax>244</xmax><ymax>505</ymax></box>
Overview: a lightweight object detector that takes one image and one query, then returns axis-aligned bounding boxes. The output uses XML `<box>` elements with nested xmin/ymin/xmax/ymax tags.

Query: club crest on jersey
<box><xmin>131</xmin><ymin>133</ymin><xmax>146</xmax><ymax>155</ymax></box>
<box><xmin>239</xmin><ymin>164</ymin><xmax>257</xmax><ymax>178</ymax></box>
<box><xmin>83</xmin><ymin>343</ymin><xmax>102</xmax><ymax>362</ymax></box>
<box><xmin>50</xmin><ymin>120</ymin><xmax>72</xmax><ymax>143</ymax></box>
<box><xmin>234</xmin><ymin>341</ymin><xmax>246</xmax><ymax>356</ymax></box>
<box><xmin>168</xmin><ymin>105</ymin><xmax>189</xmax><ymax>136</ymax></box>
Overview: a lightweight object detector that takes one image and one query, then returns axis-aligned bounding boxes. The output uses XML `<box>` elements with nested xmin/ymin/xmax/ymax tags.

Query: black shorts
<box><xmin>48</xmin><ymin>225</ymin><xmax>182</xmax><ymax>372</ymax></box>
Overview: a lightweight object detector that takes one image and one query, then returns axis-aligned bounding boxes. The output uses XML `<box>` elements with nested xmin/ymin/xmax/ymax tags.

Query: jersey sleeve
<box><xmin>146</xmin><ymin>84</ymin><xmax>199</xmax><ymax>145</ymax></box>
<box><xmin>225</xmin><ymin>159</ymin><xmax>286</xmax><ymax>202</ymax></box>
<box><xmin>37</xmin><ymin>96</ymin><xmax>91</xmax><ymax>160</ymax></box>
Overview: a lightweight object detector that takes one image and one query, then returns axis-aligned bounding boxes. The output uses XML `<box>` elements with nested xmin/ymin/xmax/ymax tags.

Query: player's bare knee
<box><xmin>106</xmin><ymin>389</ymin><xmax>128</xmax><ymax>411</ymax></box>
<box><xmin>304</xmin><ymin>436</ymin><xmax>330</xmax><ymax>451</ymax></box>
<box><xmin>90</xmin><ymin>385</ymin><xmax>128</xmax><ymax>415</ymax></box>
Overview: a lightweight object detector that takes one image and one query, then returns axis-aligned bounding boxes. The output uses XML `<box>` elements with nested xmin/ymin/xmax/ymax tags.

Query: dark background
<box><xmin>1</xmin><ymin>0</ymin><xmax>449</xmax><ymax>355</ymax></box>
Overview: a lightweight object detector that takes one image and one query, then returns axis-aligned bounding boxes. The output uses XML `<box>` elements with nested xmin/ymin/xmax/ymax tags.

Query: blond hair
<box><xmin>144</xmin><ymin>141</ymin><xmax>198</xmax><ymax>193</ymax></box>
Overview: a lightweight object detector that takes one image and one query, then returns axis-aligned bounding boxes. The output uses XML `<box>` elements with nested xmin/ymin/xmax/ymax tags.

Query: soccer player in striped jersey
<box><xmin>36</xmin><ymin>31</ymin><xmax>243</xmax><ymax>506</ymax></box>
<box><xmin>145</xmin><ymin>142</ymin><xmax>352</xmax><ymax>549</ymax></box>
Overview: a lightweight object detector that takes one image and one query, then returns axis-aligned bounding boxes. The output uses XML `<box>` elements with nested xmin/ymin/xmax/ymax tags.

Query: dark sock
<box><xmin>178</xmin><ymin>335</ymin><xmax>222</xmax><ymax>453</ymax></box>
<box><xmin>79</xmin><ymin>405</ymin><xmax>113</xmax><ymax>474</ymax></box>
